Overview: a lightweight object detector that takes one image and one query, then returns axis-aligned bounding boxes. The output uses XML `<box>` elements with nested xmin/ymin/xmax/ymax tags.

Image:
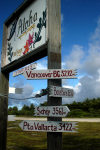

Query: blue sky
<box><xmin>1</xmin><ymin>0</ymin><xmax>100</xmax><ymax>108</ymax></box>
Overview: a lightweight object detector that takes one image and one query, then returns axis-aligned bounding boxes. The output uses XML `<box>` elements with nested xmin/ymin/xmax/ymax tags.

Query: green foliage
<box><xmin>40</xmin><ymin>101</ymin><xmax>47</xmax><ymax>106</ymax></box>
<box><xmin>66</xmin><ymin>98</ymin><xmax>100</xmax><ymax>117</ymax></box>
<box><xmin>8</xmin><ymin>106</ymin><xmax>18</xmax><ymax>115</ymax></box>
<box><xmin>68</xmin><ymin>109</ymin><xmax>89</xmax><ymax>118</ymax></box>
<box><xmin>8</xmin><ymin>104</ymin><xmax>35</xmax><ymax>116</ymax></box>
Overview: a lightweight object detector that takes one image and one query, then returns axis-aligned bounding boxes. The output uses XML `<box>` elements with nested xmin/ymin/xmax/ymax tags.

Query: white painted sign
<box><xmin>6</xmin><ymin>0</ymin><xmax>47</xmax><ymax>65</ymax></box>
<box><xmin>49</xmin><ymin>86</ymin><xmax>74</xmax><ymax>98</ymax></box>
<box><xmin>19</xmin><ymin>120</ymin><xmax>78</xmax><ymax>132</ymax></box>
<box><xmin>23</xmin><ymin>69</ymin><xmax>77</xmax><ymax>79</ymax></box>
<box><xmin>13</xmin><ymin>63</ymin><xmax>37</xmax><ymax>77</ymax></box>
<box><xmin>8</xmin><ymin>115</ymin><xmax>15</xmax><ymax>121</ymax></box>
<box><xmin>34</xmin><ymin>106</ymin><xmax>70</xmax><ymax>117</ymax></box>
<box><xmin>9</xmin><ymin>87</ymin><xmax>23</xmax><ymax>94</ymax></box>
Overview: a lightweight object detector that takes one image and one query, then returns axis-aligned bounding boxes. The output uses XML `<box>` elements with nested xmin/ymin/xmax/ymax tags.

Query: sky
<box><xmin>1</xmin><ymin>0</ymin><xmax>100</xmax><ymax>109</ymax></box>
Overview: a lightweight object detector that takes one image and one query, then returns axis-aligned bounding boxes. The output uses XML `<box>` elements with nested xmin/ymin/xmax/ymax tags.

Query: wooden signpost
<box><xmin>0</xmin><ymin>0</ymin><xmax>77</xmax><ymax>150</ymax></box>
<box><xmin>34</xmin><ymin>106</ymin><xmax>70</xmax><ymax>117</ymax></box>
<box><xmin>19</xmin><ymin>120</ymin><xmax>77</xmax><ymax>132</ymax></box>
<box><xmin>49</xmin><ymin>86</ymin><xmax>74</xmax><ymax>98</ymax></box>
<box><xmin>1</xmin><ymin>1</ymin><xmax>47</xmax><ymax>150</ymax></box>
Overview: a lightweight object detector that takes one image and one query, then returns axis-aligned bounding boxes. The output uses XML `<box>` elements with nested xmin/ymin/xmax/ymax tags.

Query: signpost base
<box><xmin>47</xmin><ymin>132</ymin><xmax>62</xmax><ymax>150</ymax></box>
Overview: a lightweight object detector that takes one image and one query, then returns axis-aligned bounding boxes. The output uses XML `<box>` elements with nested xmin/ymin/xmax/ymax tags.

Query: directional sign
<box><xmin>34</xmin><ymin>106</ymin><xmax>70</xmax><ymax>117</ymax></box>
<box><xmin>9</xmin><ymin>87</ymin><xmax>23</xmax><ymax>94</ymax></box>
<box><xmin>13</xmin><ymin>63</ymin><xmax>37</xmax><ymax>77</ymax></box>
<box><xmin>19</xmin><ymin>120</ymin><xmax>78</xmax><ymax>132</ymax></box>
<box><xmin>49</xmin><ymin>86</ymin><xmax>74</xmax><ymax>98</ymax></box>
<box><xmin>23</xmin><ymin>69</ymin><xmax>77</xmax><ymax>79</ymax></box>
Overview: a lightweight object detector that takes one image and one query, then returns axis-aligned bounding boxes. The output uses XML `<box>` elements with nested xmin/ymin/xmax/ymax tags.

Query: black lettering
<box><xmin>29</xmin><ymin>10</ymin><xmax>33</xmax><ymax>25</ymax></box>
<box><xmin>23</xmin><ymin>18</ymin><xmax>25</xmax><ymax>31</ymax></box>
<box><xmin>33</xmin><ymin>12</ymin><xmax>37</xmax><ymax>22</ymax></box>
<box><xmin>25</xmin><ymin>20</ymin><xmax>29</xmax><ymax>29</ymax></box>
<box><xmin>18</xmin><ymin>19</ymin><xmax>23</xmax><ymax>34</ymax></box>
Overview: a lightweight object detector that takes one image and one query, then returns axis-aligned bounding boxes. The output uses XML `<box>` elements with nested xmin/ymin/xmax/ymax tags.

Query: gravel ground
<box><xmin>14</xmin><ymin>117</ymin><xmax>100</xmax><ymax>122</ymax></box>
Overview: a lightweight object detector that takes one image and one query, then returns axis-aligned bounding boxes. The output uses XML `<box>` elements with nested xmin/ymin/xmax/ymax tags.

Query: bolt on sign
<box><xmin>13</xmin><ymin>63</ymin><xmax>37</xmax><ymax>77</ymax></box>
<box><xmin>34</xmin><ymin>106</ymin><xmax>70</xmax><ymax>117</ymax></box>
<box><xmin>23</xmin><ymin>69</ymin><xmax>77</xmax><ymax>79</ymax></box>
<box><xmin>19</xmin><ymin>120</ymin><xmax>78</xmax><ymax>132</ymax></box>
<box><xmin>2</xmin><ymin>0</ymin><xmax>47</xmax><ymax>69</ymax></box>
<box><xmin>49</xmin><ymin>86</ymin><xmax>74</xmax><ymax>98</ymax></box>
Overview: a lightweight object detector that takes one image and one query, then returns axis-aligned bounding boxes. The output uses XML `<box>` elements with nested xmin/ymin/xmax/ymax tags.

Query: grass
<box><xmin>7</xmin><ymin>121</ymin><xmax>100</xmax><ymax>150</ymax></box>
<box><xmin>63</xmin><ymin>122</ymin><xmax>100</xmax><ymax>150</ymax></box>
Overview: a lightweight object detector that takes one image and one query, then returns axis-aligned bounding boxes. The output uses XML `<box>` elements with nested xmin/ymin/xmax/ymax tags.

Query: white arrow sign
<box><xmin>49</xmin><ymin>86</ymin><xmax>74</xmax><ymax>98</ymax></box>
<box><xmin>13</xmin><ymin>63</ymin><xmax>37</xmax><ymax>77</ymax></box>
<box><xmin>34</xmin><ymin>106</ymin><xmax>70</xmax><ymax>117</ymax></box>
<box><xmin>23</xmin><ymin>69</ymin><xmax>77</xmax><ymax>79</ymax></box>
<box><xmin>19</xmin><ymin>120</ymin><xmax>78</xmax><ymax>132</ymax></box>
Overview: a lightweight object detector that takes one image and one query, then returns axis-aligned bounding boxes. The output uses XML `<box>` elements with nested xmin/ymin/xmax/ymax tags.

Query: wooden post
<box><xmin>0</xmin><ymin>24</ymin><xmax>9</xmax><ymax>150</ymax></box>
<box><xmin>0</xmin><ymin>72</ymin><xmax>9</xmax><ymax>150</ymax></box>
<box><xmin>47</xmin><ymin>0</ymin><xmax>62</xmax><ymax>150</ymax></box>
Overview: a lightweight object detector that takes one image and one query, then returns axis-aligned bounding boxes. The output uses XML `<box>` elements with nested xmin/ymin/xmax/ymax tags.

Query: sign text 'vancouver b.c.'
<box><xmin>23</xmin><ymin>69</ymin><xmax>77</xmax><ymax>79</ymax></box>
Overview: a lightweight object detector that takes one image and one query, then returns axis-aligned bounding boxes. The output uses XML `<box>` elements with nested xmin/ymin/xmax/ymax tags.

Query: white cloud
<box><xmin>91</xmin><ymin>18</ymin><xmax>100</xmax><ymax>42</ymax></box>
<box><xmin>37</xmin><ymin>63</ymin><xmax>47</xmax><ymax>70</ymax></box>
<box><xmin>65</xmin><ymin>45</ymin><xmax>84</xmax><ymax>69</ymax></box>
<box><xmin>74</xmin><ymin>76</ymin><xmax>100</xmax><ymax>101</ymax></box>
<box><xmin>8</xmin><ymin>78</ymin><xmax>34</xmax><ymax>108</ymax></box>
<box><xmin>36</xmin><ymin>58</ymin><xmax>47</xmax><ymax>70</ymax></box>
<box><xmin>82</xmin><ymin>19</ymin><xmax>100</xmax><ymax>78</ymax></box>
<box><xmin>63</xmin><ymin>17</ymin><xmax>100</xmax><ymax>103</ymax></box>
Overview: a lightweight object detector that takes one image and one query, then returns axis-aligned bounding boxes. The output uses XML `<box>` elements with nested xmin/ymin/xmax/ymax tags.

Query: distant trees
<box><xmin>8</xmin><ymin>106</ymin><xmax>18</xmax><ymax>115</ymax></box>
<box><xmin>66</xmin><ymin>98</ymin><xmax>100</xmax><ymax>117</ymax></box>
<box><xmin>8</xmin><ymin>104</ymin><xmax>35</xmax><ymax>116</ymax></box>
<box><xmin>8</xmin><ymin>98</ymin><xmax>100</xmax><ymax>117</ymax></box>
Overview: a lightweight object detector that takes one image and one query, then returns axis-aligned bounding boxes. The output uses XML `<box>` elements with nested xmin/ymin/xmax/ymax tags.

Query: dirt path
<box><xmin>15</xmin><ymin>117</ymin><xmax>100</xmax><ymax>122</ymax></box>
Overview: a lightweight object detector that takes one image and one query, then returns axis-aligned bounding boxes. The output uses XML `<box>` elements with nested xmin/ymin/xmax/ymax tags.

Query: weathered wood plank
<box><xmin>0</xmin><ymin>72</ymin><xmax>9</xmax><ymax>150</ymax></box>
<box><xmin>47</xmin><ymin>0</ymin><xmax>62</xmax><ymax>149</ymax></box>
<box><xmin>1</xmin><ymin>24</ymin><xmax>7</xmax><ymax>68</ymax></box>
<box><xmin>0</xmin><ymin>13</ymin><xmax>9</xmax><ymax>150</ymax></box>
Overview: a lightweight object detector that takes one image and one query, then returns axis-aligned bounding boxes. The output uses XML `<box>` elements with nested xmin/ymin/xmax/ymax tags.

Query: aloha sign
<box><xmin>6</xmin><ymin>0</ymin><xmax>47</xmax><ymax>65</ymax></box>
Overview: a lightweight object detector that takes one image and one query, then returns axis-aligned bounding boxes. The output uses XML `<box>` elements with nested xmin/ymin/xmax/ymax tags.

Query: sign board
<box><xmin>8</xmin><ymin>115</ymin><xmax>15</xmax><ymax>121</ymax></box>
<box><xmin>19</xmin><ymin>120</ymin><xmax>78</xmax><ymax>132</ymax></box>
<box><xmin>13</xmin><ymin>63</ymin><xmax>37</xmax><ymax>77</ymax></box>
<box><xmin>3</xmin><ymin>0</ymin><xmax>47</xmax><ymax>67</ymax></box>
<box><xmin>49</xmin><ymin>86</ymin><xmax>74</xmax><ymax>98</ymax></box>
<box><xmin>9</xmin><ymin>87</ymin><xmax>23</xmax><ymax>94</ymax></box>
<box><xmin>23</xmin><ymin>69</ymin><xmax>77</xmax><ymax>79</ymax></box>
<box><xmin>34</xmin><ymin>106</ymin><xmax>70</xmax><ymax>117</ymax></box>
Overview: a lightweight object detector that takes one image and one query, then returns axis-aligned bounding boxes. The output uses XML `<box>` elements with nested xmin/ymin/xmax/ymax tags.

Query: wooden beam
<box><xmin>0</xmin><ymin>17</ymin><xmax>9</xmax><ymax>150</ymax></box>
<box><xmin>47</xmin><ymin>0</ymin><xmax>62</xmax><ymax>149</ymax></box>
<box><xmin>0</xmin><ymin>72</ymin><xmax>9</xmax><ymax>150</ymax></box>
